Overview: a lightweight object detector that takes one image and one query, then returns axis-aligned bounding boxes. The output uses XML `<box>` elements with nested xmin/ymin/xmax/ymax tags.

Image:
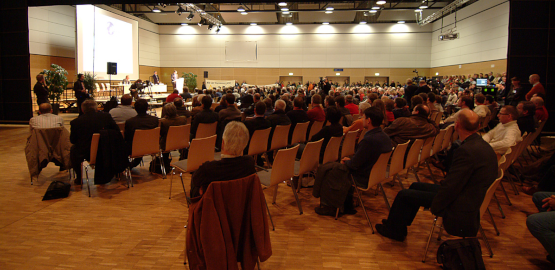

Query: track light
<box><xmin>208</xmin><ymin>24</ymin><xmax>214</xmax><ymax>30</ymax></box>
<box><xmin>237</xmin><ymin>7</ymin><xmax>245</xmax><ymax>12</ymax></box>
<box><xmin>281</xmin><ymin>7</ymin><xmax>289</xmax><ymax>11</ymax></box>
<box><xmin>369</xmin><ymin>10</ymin><xmax>377</xmax><ymax>13</ymax></box>
<box><xmin>175</xmin><ymin>5</ymin><xmax>185</xmax><ymax>15</ymax></box>
<box><xmin>278</xmin><ymin>2</ymin><xmax>287</xmax><ymax>6</ymax></box>
<box><xmin>376</xmin><ymin>1</ymin><xmax>386</xmax><ymax>4</ymax></box>
<box><xmin>241</xmin><ymin>11</ymin><xmax>248</xmax><ymax>15</ymax></box>
<box><xmin>286</xmin><ymin>22</ymin><xmax>292</xmax><ymax>25</ymax></box>
<box><xmin>372</xmin><ymin>6</ymin><xmax>380</xmax><ymax>10</ymax></box>
<box><xmin>322</xmin><ymin>22</ymin><xmax>329</xmax><ymax>25</ymax></box>
<box><xmin>216</xmin><ymin>26</ymin><xmax>221</xmax><ymax>33</ymax></box>
<box><xmin>250</xmin><ymin>23</ymin><xmax>257</xmax><ymax>26</ymax></box>
<box><xmin>198</xmin><ymin>19</ymin><xmax>204</xmax><ymax>26</ymax></box>
<box><xmin>326</xmin><ymin>6</ymin><xmax>334</xmax><ymax>11</ymax></box>
<box><xmin>397</xmin><ymin>21</ymin><xmax>405</xmax><ymax>24</ymax></box>
<box><xmin>325</xmin><ymin>10</ymin><xmax>333</xmax><ymax>14</ymax></box>
<box><xmin>187</xmin><ymin>12</ymin><xmax>194</xmax><ymax>20</ymax></box>
<box><xmin>152</xmin><ymin>7</ymin><xmax>161</xmax><ymax>13</ymax></box>
<box><xmin>359</xmin><ymin>21</ymin><xmax>367</xmax><ymax>24</ymax></box>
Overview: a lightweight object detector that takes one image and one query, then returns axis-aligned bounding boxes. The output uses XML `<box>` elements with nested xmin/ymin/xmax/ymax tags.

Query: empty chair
<box><xmin>82</xmin><ymin>133</ymin><xmax>100</xmax><ymax>197</ymax></box>
<box><xmin>416</xmin><ymin>136</ymin><xmax>436</xmax><ymax>184</ymax></box>
<box><xmin>126</xmin><ymin>127</ymin><xmax>161</xmax><ymax>187</ymax></box>
<box><xmin>257</xmin><ymin>145</ymin><xmax>301</xmax><ymax>214</ymax></box>
<box><xmin>169</xmin><ymin>135</ymin><xmax>217</xmax><ymax>202</ymax></box>
<box><xmin>268</xmin><ymin>124</ymin><xmax>291</xmax><ymax>155</ymax></box>
<box><xmin>290</xmin><ymin>122</ymin><xmax>309</xmax><ymax>145</ymax></box>
<box><xmin>247</xmin><ymin>128</ymin><xmax>271</xmax><ymax>168</ymax></box>
<box><xmin>404</xmin><ymin>139</ymin><xmax>425</xmax><ymax>183</ymax></box>
<box><xmin>307</xmin><ymin>121</ymin><xmax>324</xmax><ymax>141</ymax></box>
<box><xmin>340</xmin><ymin>131</ymin><xmax>358</xmax><ymax>159</ymax></box>
<box><xmin>195</xmin><ymin>122</ymin><xmax>218</xmax><ymax>139</ymax></box>
<box><xmin>386</xmin><ymin>141</ymin><xmax>410</xmax><ymax>189</ymax></box>
<box><xmin>295</xmin><ymin>139</ymin><xmax>324</xmax><ymax>192</ymax></box>
<box><xmin>161</xmin><ymin>125</ymin><xmax>191</xmax><ymax>179</ymax></box>
<box><xmin>321</xmin><ymin>136</ymin><xmax>343</xmax><ymax>164</ymax></box>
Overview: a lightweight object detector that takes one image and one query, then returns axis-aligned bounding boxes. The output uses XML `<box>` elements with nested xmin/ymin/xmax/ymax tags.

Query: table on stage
<box><xmin>121</xmin><ymin>83</ymin><xmax>168</xmax><ymax>95</ymax></box>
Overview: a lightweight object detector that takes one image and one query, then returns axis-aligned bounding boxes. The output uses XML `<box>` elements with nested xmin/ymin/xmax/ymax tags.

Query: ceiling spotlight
<box><xmin>175</xmin><ymin>5</ymin><xmax>185</xmax><ymax>15</ymax></box>
<box><xmin>286</xmin><ymin>22</ymin><xmax>292</xmax><ymax>25</ymax></box>
<box><xmin>372</xmin><ymin>6</ymin><xmax>380</xmax><ymax>10</ymax></box>
<box><xmin>250</xmin><ymin>23</ymin><xmax>257</xmax><ymax>26</ymax></box>
<box><xmin>325</xmin><ymin>10</ymin><xmax>333</xmax><ymax>14</ymax></box>
<box><xmin>414</xmin><ymin>9</ymin><xmax>422</xmax><ymax>12</ymax></box>
<box><xmin>237</xmin><ymin>7</ymin><xmax>245</xmax><ymax>12</ymax></box>
<box><xmin>216</xmin><ymin>26</ymin><xmax>221</xmax><ymax>33</ymax></box>
<box><xmin>181</xmin><ymin>23</ymin><xmax>188</xmax><ymax>26</ymax></box>
<box><xmin>278</xmin><ymin>2</ymin><xmax>287</xmax><ymax>6</ymax></box>
<box><xmin>326</xmin><ymin>6</ymin><xmax>334</xmax><ymax>11</ymax></box>
<box><xmin>397</xmin><ymin>21</ymin><xmax>405</xmax><ymax>24</ymax></box>
<box><xmin>376</xmin><ymin>0</ymin><xmax>386</xmax><ymax>4</ymax></box>
<box><xmin>419</xmin><ymin>5</ymin><xmax>428</xmax><ymax>9</ymax></box>
<box><xmin>322</xmin><ymin>22</ymin><xmax>329</xmax><ymax>25</ymax></box>
<box><xmin>208</xmin><ymin>24</ymin><xmax>214</xmax><ymax>30</ymax></box>
<box><xmin>282</xmin><ymin>11</ymin><xmax>290</xmax><ymax>14</ymax></box>
<box><xmin>281</xmin><ymin>13</ymin><xmax>292</xmax><ymax>17</ymax></box>
<box><xmin>198</xmin><ymin>19</ymin><xmax>204</xmax><ymax>26</ymax></box>
<box><xmin>369</xmin><ymin>10</ymin><xmax>378</xmax><ymax>13</ymax></box>
<box><xmin>152</xmin><ymin>7</ymin><xmax>161</xmax><ymax>13</ymax></box>
<box><xmin>363</xmin><ymin>11</ymin><xmax>370</xmax><ymax>16</ymax></box>
<box><xmin>281</xmin><ymin>7</ymin><xmax>289</xmax><ymax>11</ymax></box>
<box><xmin>359</xmin><ymin>21</ymin><xmax>367</xmax><ymax>24</ymax></box>
<box><xmin>241</xmin><ymin>11</ymin><xmax>248</xmax><ymax>15</ymax></box>
<box><xmin>187</xmin><ymin>12</ymin><xmax>194</xmax><ymax>20</ymax></box>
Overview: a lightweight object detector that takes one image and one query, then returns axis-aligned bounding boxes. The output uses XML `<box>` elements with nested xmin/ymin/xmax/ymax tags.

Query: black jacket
<box><xmin>191</xmin><ymin>109</ymin><xmax>219</xmax><ymax>138</ymax></box>
<box><xmin>405</xmin><ymin>85</ymin><xmax>418</xmax><ymax>107</ymax></box>
<box><xmin>190</xmin><ymin>155</ymin><xmax>256</xmax><ymax>197</ymax></box>
<box><xmin>33</xmin><ymin>82</ymin><xmax>49</xmax><ymax>105</ymax></box>
<box><xmin>313</xmin><ymin>162</ymin><xmax>351</xmax><ymax>211</ymax></box>
<box><xmin>310</xmin><ymin>123</ymin><xmax>343</xmax><ymax>162</ymax></box>
<box><xmin>286</xmin><ymin>109</ymin><xmax>310</xmax><ymax>143</ymax></box>
<box><xmin>430</xmin><ymin>133</ymin><xmax>498</xmax><ymax>237</ymax></box>
<box><xmin>70</xmin><ymin>111</ymin><xmax>119</xmax><ymax>159</ymax></box>
<box><xmin>124</xmin><ymin>114</ymin><xmax>159</xmax><ymax>148</ymax></box>
<box><xmin>517</xmin><ymin>114</ymin><xmax>536</xmax><ymax>136</ymax></box>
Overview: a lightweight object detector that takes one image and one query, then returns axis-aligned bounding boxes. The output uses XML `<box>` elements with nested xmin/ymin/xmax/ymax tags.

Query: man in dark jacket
<box><xmin>404</xmin><ymin>79</ymin><xmax>418</xmax><ymax>108</ymax></box>
<box><xmin>124</xmin><ymin>99</ymin><xmax>159</xmax><ymax>166</ymax></box>
<box><xmin>375</xmin><ymin>109</ymin><xmax>498</xmax><ymax>241</ymax></box>
<box><xmin>33</xmin><ymin>74</ymin><xmax>49</xmax><ymax>106</ymax></box>
<box><xmin>73</xmin><ymin>73</ymin><xmax>90</xmax><ymax>115</ymax></box>
<box><xmin>266</xmin><ymin>99</ymin><xmax>291</xmax><ymax>145</ymax></box>
<box><xmin>517</xmin><ymin>101</ymin><xmax>537</xmax><ymax>136</ymax></box>
<box><xmin>191</xmin><ymin>96</ymin><xmax>219</xmax><ymax>139</ymax></box>
<box><xmin>384</xmin><ymin>104</ymin><xmax>439</xmax><ymax>146</ymax></box>
<box><xmin>415</xmin><ymin>79</ymin><xmax>431</xmax><ymax>95</ymax></box>
<box><xmin>286</xmin><ymin>96</ymin><xmax>310</xmax><ymax>144</ymax></box>
<box><xmin>309</xmin><ymin>106</ymin><xmax>343</xmax><ymax>163</ymax></box>
<box><xmin>70</xmin><ymin>99</ymin><xmax>119</xmax><ymax>184</ymax></box>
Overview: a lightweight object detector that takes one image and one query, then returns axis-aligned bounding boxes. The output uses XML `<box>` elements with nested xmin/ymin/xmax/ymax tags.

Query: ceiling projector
<box><xmin>438</xmin><ymin>32</ymin><xmax>459</xmax><ymax>41</ymax></box>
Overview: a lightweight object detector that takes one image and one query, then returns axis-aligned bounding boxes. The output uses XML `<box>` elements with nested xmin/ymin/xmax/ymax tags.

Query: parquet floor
<box><xmin>1</xmin><ymin>114</ymin><xmax>553</xmax><ymax>269</ymax></box>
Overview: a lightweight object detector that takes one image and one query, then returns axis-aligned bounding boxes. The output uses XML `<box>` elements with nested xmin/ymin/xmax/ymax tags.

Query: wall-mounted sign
<box><xmin>334</xmin><ymin>68</ymin><xmax>343</xmax><ymax>72</ymax></box>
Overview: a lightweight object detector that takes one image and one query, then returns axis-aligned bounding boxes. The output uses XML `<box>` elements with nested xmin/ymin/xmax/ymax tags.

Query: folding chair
<box><xmin>82</xmin><ymin>133</ymin><xmax>100</xmax><ymax>197</ymax></box>
<box><xmin>307</xmin><ymin>121</ymin><xmax>324</xmax><ymax>141</ymax></box>
<box><xmin>294</xmin><ymin>139</ymin><xmax>324</xmax><ymax>193</ymax></box>
<box><xmin>404</xmin><ymin>139</ymin><xmax>425</xmax><ymax>182</ymax></box>
<box><xmin>248</xmin><ymin>128</ymin><xmax>271</xmax><ymax>170</ymax></box>
<box><xmin>290</xmin><ymin>122</ymin><xmax>309</xmax><ymax>145</ymax></box>
<box><xmin>340</xmin><ymin>130</ymin><xmax>359</xmax><ymax>159</ymax></box>
<box><xmin>267</xmin><ymin>124</ymin><xmax>291</xmax><ymax>163</ymax></box>
<box><xmin>195</xmin><ymin>122</ymin><xmax>218</xmax><ymax>139</ymax></box>
<box><xmin>386</xmin><ymin>141</ymin><xmax>410</xmax><ymax>189</ymax></box>
<box><xmin>126</xmin><ymin>127</ymin><xmax>161</xmax><ymax>188</ymax></box>
<box><xmin>415</xmin><ymin>136</ymin><xmax>436</xmax><ymax>183</ymax></box>
<box><xmin>321</xmin><ymin>136</ymin><xmax>343</xmax><ymax>164</ymax></box>
<box><xmin>161</xmin><ymin>124</ymin><xmax>191</xmax><ymax>179</ymax></box>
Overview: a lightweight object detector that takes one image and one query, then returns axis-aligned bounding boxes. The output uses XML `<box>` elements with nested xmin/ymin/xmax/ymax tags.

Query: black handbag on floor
<box><xmin>42</xmin><ymin>181</ymin><xmax>71</xmax><ymax>201</ymax></box>
<box><xmin>437</xmin><ymin>238</ymin><xmax>486</xmax><ymax>270</ymax></box>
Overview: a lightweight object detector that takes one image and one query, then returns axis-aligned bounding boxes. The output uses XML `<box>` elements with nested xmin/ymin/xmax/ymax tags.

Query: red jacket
<box><xmin>345</xmin><ymin>103</ymin><xmax>359</xmax><ymax>115</ymax></box>
<box><xmin>526</xmin><ymin>82</ymin><xmax>545</xmax><ymax>100</ymax></box>
<box><xmin>186</xmin><ymin>174</ymin><xmax>272</xmax><ymax>270</ymax></box>
<box><xmin>307</xmin><ymin>106</ymin><xmax>326</xmax><ymax>122</ymax></box>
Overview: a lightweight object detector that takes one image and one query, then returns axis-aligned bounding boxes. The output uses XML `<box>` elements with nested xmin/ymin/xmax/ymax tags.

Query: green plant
<box><xmin>182</xmin><ymin>72</ymin><xmax>198</xmax><ymax>90</ymax></box>
<box><xmin>83</xmin><ymin>72</ymin><xmax>97</xmax><ymax>98</ymax></box>
<box><xmin>40</xmin><ymin>64</ymin><xmax>68</xmax><ymax>103</ymax></box>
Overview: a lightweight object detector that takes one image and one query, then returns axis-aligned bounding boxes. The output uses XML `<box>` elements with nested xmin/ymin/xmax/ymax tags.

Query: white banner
<box><xmin>206</xmin><ymin>79</ymin><xmax>235</xmax><ymax>89</ymax></box>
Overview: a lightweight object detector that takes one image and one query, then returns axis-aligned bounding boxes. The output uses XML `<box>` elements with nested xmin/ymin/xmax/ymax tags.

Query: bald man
<box><xmin>526</xmin><ymin>74</ymin><xmax>545</xmax><ymax>101</ymax></box>
<box><xmin>29</xmin><ymin>103</ymin><xmax>64</xmax><ymax>130</ymax></box>
<box><xmin>532</xmin><ymin>96</ymin><xmax>548</xmax><ymax>122</ymax></box>
<box><xmin>376</xmin><ymin>109</ymin><xmax>498</xmax><ymax>241</ymax></box>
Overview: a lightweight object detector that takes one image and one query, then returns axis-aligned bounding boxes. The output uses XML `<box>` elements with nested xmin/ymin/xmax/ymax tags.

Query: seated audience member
<box><xmin>29</xmin><ymin>103</ymin><xmax>64</xmax><ymax>130</ymax></box>
<box><xmin>325</xmin><ymin>96</ymin><xmax>336</xmax><ymax>108</ymax></box>
<box><xmin>307</xmin><ymin>94</ymin><xmax>325</xmax><ymax>122</ymax></box>
<box><xmin>307</xmin><ymin>106</ymin><xmax>344</xmax><ymax>163</ymax></box>
<box><xmin>392</xmin><ymin>98</ymin><xmax>411</xmax><ymax>119</ymax></box>
<box><xmin>243</xmin><ymin>102</ymin><xmax>272</xmax><ymax>155</ymax></box>
<box><xmin>383</xmin><ymin>98</ymin><xmax>395</xmax><ymax>123</ymax></box>
<box><xmin>516</xmin><ymin>101</ymin><xmax>537</xmax><ymax>135</ymax></box>
<box><xmin>526</xmin><ymin>74</ymin><xmax>545</xmax><ymax>101</ymax></box>
<box><xmin>442</xmin><ymin>96</ymin><xmax>474</xmax><ymax>127</ymax></box>
<box><xmin>410</xmin><ymin>95</ymin><xmax>423</xmax><ymax>109</ymax></box>
<box><xmin>434</xmin><ymin>95</ymin><xmax>444</xmax><ymax>113</ymax></box>
<box><xmin>281</xmin><ymin>94</ymin><xmax>293</xmax><ymax>113</ymax></box>
<box><xmin>189</xmin><ymin>121</ymin><xmax>256</xmax><ymax>198</ymax></box>
<box><xmin>240</xmin><ymin>90</ymin><xmax>254</xmax><ymax>109</ymax></box>
<box><xmin>473</xmin><ymin>93</ymin><xmax>491</xmax><ymax>118</ymax></box>
<box><xmin>109</xmin><ymin>94</ymin><xmax>137</xmax><ymax>123</ymax></box>
<box><xmin>376</xmin><ymin>109</ymin><xmax>497</xmax><ymax>241</ymax></box>
<box><xmin>343</xmin><ymin>107</ymin><xmax>393</xmax><ymax>189</ymax></box>
<box><xmin>344</xmin><ymin>102</ymin><xmax>371</xmax><ymax>134</ymax></box>
<box><xmin>532</xmin><ymin>97</ymin><xmax>548</xmax><ymax>122</ymax></box>
<box><xmin>344</xmin><ymin>95</ymin><xmax>359</xmax><ymax>115</ymax></box>
<box><xmin>485</xmin><ymin>94</ymin><xmax>498</xmax><ymax>115</ymax></box>
<box><xmin>190</xmin><ymin>94</ymin><xmax>204</xmax><ymax>118</ymax></box>
<box><xmin>526</xmin><ymin>191</ymin><xmax>555</xmax><ymax>265</ymax></box>
<box><xmin>243</xmin><ymin>93</ymin><xmax>261</xmax><ymax>116</ymax></box>
<box><xmin>166</xmin><ymin>90</ymin><xmax>180</xmax><ymax>103</ymax></box>
<box><xmin>160</xmin><ymin>103</ymin><xmax>188</xmax><ymax>167</ymax></box>
<box><xmin>266</xmin><ymin>99</ymin><xmax>291</xmax><ymax>143</ymax></box>
<box><xmin>214</xmin><ymin>97</ymin><xmax>227</xmax><ymax>113</ymax></box>
<box><xmin>415</xmin><ymin>79</ymin><xmax>431</xmax><ymax>95</ymax></box>
<box><xmin>70</xmin><ymin>99</ymin><xmax>119</xmax><ymax>184</ymax></box>
<box><xmin>191</xmin><ymin>96</ymin><xmax>219</xmax><ymax>139</ymax></box>
<box><xmin>286</xmin><ymin>96</ymin><xmax>310</xmax><ymax>143</ymax></box>
<box><xmin>482</xmin><ymin>105</ymin><xmax>522</xmax><ymax>155</ymax></box>
<box><xmin>219</xmin><ymin>93</ymin><xmax>241</xmax><ymax>122</ymax></box>
<box><xmin>173</xmin><ymin>98</ymin><xmax>191</xmax><ymax>118</ymax></box>
<box><xmin>263</xmin><ymin>98</ymin><xmax>274</xmax><ymax>117</ymax></box>
<box><xmin>124</xmin><ymin>99</ymin><xmax>159</xmax><ymax>166</ymax></box>
<box><xmin>426</xmin><ymin>92</ymin><xmax>438</xmax><ymax>114</ymax></box>
<box><xmin>372</xmin><ymin>99</ymin><xmax>388</xmax><ymax>126</ymax></box>
<box><xmin>523</xmin><ymin>164</ymin><xmax>555</xmax><ymax>195</ymax></box>
<box><xmin>383</xmin><ymin>104</ymin><xmax>439</xmax><ymax>146</ymax></box>
<box><xmin>180</xmin><ymin>86</ymin><xmax>192</xmax><ymax>100</ymax></box>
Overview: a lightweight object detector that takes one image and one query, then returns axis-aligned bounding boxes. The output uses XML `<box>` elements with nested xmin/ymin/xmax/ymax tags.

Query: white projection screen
<box><xmin>76</xmin><ymin>5</ymin><xmax>139</xmax><ymax>80</ymax></box>
<box><xmin>225</xmin><ymin>41</ymin><xmax>257</xmax><ymax>62</ymax></box>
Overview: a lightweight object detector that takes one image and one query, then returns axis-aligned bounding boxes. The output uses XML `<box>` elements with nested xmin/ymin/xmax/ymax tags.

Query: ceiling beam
<box><xmin>127</xmin><ymin>7</ymin><xmax>442</xmax><ymax>14</ymax></box>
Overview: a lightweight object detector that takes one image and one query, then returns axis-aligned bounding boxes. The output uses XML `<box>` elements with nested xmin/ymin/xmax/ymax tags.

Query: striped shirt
<box><xmin>29</xmin><ymin>113</ymin><xmax>64</xmax><ymax>130</ymax></box>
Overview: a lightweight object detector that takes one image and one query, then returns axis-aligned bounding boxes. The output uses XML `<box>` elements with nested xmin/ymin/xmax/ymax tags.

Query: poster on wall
<box><xmin>206</xmin><ymin>79</ymin><xmax>235</xmax><ymax>89</ymax></box>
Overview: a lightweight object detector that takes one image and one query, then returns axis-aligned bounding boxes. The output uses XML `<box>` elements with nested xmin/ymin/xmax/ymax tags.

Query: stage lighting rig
<box><xmin>175</xmin><ymin>4</ymin><xmax>186</xmax><ymax>15</ymax></box>
<box><xmin>187</xmin><ymin>12</ymin><xmax>194</xmax><ymax>20</ymax></box>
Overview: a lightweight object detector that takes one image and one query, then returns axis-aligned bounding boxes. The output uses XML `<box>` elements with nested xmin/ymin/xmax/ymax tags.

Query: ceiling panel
<box><xmin>299</xmin><ymin>11</ymin><xmax>357</xmax><ymax>23</ymax></box>
<box><xmin>378</xmin><ymin>10</ymin><xmax>436</xmax><ymax>21</ymax></box>
<box><xmin>221</xmin><ymin>12</ymin><xmax>278</xmax><ymax>23</ymax></box>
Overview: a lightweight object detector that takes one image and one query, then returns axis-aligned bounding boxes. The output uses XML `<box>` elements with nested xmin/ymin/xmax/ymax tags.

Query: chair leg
<box><xmin>84</xmin><ymin>165</ymin><xmax>91</xmax><ymax>197</ymax></box>
<box><xmin>272</xmin><ymin>185</ymin><xmax>278</xmax><ymax>204</ymax></box>
<box><xmin>493</xmin><ymin>194</ymin><xmax>505</xmax><ymax>219</ymax></box>
<box><xmin>413</xmin><ymin>167</ymin><xmax>421</xmax><ymax>182</ymax></box>
<box><xmin>265</xmin><ymin>198</ymin><xmax>275</xmax><ymax>231</ymax></box>
<box><xmin>487</xmin><ymin>208</ymin><xmax>500</xmax><ymax>236</ymax></box>
<box><xmin>395</xmin><ymin>174</ymin><xmax>405</xmax><ymax>189</ymax></box>
<box><xmin>289</xmin><ymin>178</ymin><xmax>303</xmax><ymax>215</ymax></box>
<box><xmin>180</xmin><ymin>173</ymin><xmax>191</xmax><ymax>206</ymax></box>
<box><xmin>479</xmin><ymin>225</ymin><xmax>493</xmax><ymax>257</ymax></box>
<box><xmin>160</xmin><ymin>152</ymin><xmax>166</xmax><ymax>179</ymax></box>
<box><xmin>169</xmin><ymin>168</ymin><xmax>174</xmax><ymax>199</ymax></box>
<box><xmin>425</xmin><ymin>160</ymin><xmax>438</xmax><ymax>184</ymax></box>
<box><xmin>422</xmin><ymin>216</ymin><xmax>438</xmax><ymax>263</ymax></box>
<box><xmin>351</xmin><ymin>175</ymin><xmax>374</xmax><ymax>233</ymax></box>
<box><xmin>378</xmin><ymin>183</ymin><xmax>391</xmax><ymax>211</ymax></box>
<box><xmin>499</xmin><ymin>181</ymin><xmax>512</xmax><ymax>206</ymax></box>
<box><xmin>335</xmin><ymin>208</ymin><xmax>340</xmax><ymax>220</ymax></box>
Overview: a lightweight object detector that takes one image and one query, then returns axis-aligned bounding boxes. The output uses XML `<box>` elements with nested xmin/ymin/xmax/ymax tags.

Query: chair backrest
<box><xmin>480</xmin><ymin>169</ymin><xmax>504</xmax><ymax>219</ymax></box>
<box><xmin>419</xmin><ymin>136</ymin><xmax>435</xmax><ymax>163</ymax></box>
<box><xmin>165</xmin><ymin>124</ymin><xmax>191</xmax><ymax>152</ymax></box>
<box><xmin>441</xmin><ymin>125</ymin><xmax>454</xmax><ymax>151</ymax></box>
<box><xmin>357</xmin><ymin>128</ymin><xmax>368</xmax><ymax>144</ymax></box>
<box><xmin>269</xmin><ymin>124</ymin><xmax>291</xmax><ymax>151</ymax></box>
<box><xmin>429</xmin><ymin>111</ymin><xmax>438</xmax><ymax>121</ymax></box>
<box><xmin>89</xmin><ymin>133</ymin><xmax>100</xmax><ymax>166</ymax></box>
<box><xmin>95</xmin><ymin>83</ymin><xmax>100</xmax><ymax>92</ymax></box>
<box><xmin>388</xmin><ymin>141</ymin><xmax>410</xmax><ymax>178</ymax></box>
<box><xmin>105</xmin><ymin>83</ymin><xmax>111</xmax><ymax>90</ymax></box>
<box><xmin>340</xmin><ymin>130</ymin><xmax>358</xmax><ymax>159</ymax></box>
<box><xmin>362</xmin><ymin>151</ymin><xmax>393</xmax><ymax>191</ymax></box>
<box><xmin>513</xmin><ymin>133</ymin><xmax>529</xmax><ymax>160</ymax></box>
<box><xmin>435</xmin><ymin>111</ymin><xmax>442</xmax><ymax>125</ymax></box>
<box><xmin>405</xmin><ymin>139</ymin><xmax>424</xmax><ymax>169</ymax></box>
<box><xmin>431</xmin><ymin>129</ymin><xmax>447</xmax><ymax>156</ymax></box>
<box><xmin>290</xmin><ymin>122</ymin><xmax>309</xmax><ymax>145</ymax></box>
<box><xmin>307</xmin><ymin>121</ymin><xmax>324</xmax><ymax>141</ymax></box>
<box><xmin>322</xmin><ymin>136</ymin><xmax>343</xmax><ymax>164</ymax></box>
<box><xmin>131</xmin><ymin>127</ymin><xmax>160</xmax><ymax>158</ymax></box>
<box><xmin>248</xmin><ymin>127</ymin><xmax>271</xmax><ymax>156</ymax></box>
<box><xmin>196</xmin><ymin>122</ymin><xmax>218</xmax><ymax>139</ymax></box>
<box><xmin>481</xmin><ymin>114</ymin><xmax>491</xmax><ymax>130</ymax></box>
<box><xmin>528</xmin><ymin>120</ymin><xmax>545</xmax><ymax>143</ymax></box>
<box><xmin>297</xmin><ymin>139</ymin><xmax>324</xmax><ymax>177</ymax></box>
<box><xmin>268</xmin><ymin>145</ymin><xmax>299</xmax><ymax>187</ymax></box>
<box><xmin>187</xmin><ymin>135</ymin><xmax>217</xmax><ymax>172</ymax></box>
<box><xmin>117</xmin><ymin>122</ymin><xmax>125</xmax><ymax>132</ymax></box>
<box><xmin>100</xmin><ymin>83</ymin><xmax>106</xmax><ymax>90</ymax></box>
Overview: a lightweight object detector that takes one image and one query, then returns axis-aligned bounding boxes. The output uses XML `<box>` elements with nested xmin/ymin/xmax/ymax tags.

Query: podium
<box><xmin>175</xmin><ymin>78</ymin><xmax>184</xmax><ymax>93</ymax></box>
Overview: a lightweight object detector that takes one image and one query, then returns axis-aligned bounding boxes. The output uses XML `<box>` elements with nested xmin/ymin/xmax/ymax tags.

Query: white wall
<box><xmin>28</xmin><ymin>5</ymin><xmax>76</xmax><ymax>58</ymax></box>
<box><xmin>158</xmin><ymin>23</ymin><xmax>433</xmax><ymax>68</ymax></box>
<box><xmin>430</xmin><ymin>0</ymin><xmax>509</xmax><ymax>67</ymax></box>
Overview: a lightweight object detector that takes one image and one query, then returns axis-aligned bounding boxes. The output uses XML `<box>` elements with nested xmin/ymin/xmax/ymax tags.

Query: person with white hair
<box><xmin>189</xmin><ymin>121</ymin><xmax>256</xmax><ymax>197</ymax></box>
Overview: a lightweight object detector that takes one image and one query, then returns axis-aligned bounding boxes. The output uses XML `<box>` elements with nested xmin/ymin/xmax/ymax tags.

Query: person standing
<box><xmin>73</xmin><ymin>74</ymin><xmax>90</xmax><ymax>116</ymax></box>
<box><xmin>526</xmin><ymin>74</ymin><xmax>546</xmax><ymax>101</ymax></box>
<box><xmin>171</xmin><ymin>70</ymin><xmax>178</xmax><ymax>89</ymax></box>
<box><xmin>404</xmin><ymin>79</ymin><xmax>418</xmax><ymax>108</ymax></box>
<box><xmin>152</xmin><ymin>71</ymin><xmax>160</xmax><ymax>84</ymax></box>
<box><xmin>33</xmin><ymin>74</ymin><xmax>49</xmax><ymax>106</ymax></box>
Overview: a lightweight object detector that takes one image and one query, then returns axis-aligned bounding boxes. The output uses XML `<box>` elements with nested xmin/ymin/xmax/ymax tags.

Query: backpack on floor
<box><xmin>437</xmin><ymin>238</ymin><xmax>486</xmax><ymax>270</ymax></box>
<box><xmin>42</xmin><ymin>181</ymin><xmax>71</xmax><ymax>201</ymax></box>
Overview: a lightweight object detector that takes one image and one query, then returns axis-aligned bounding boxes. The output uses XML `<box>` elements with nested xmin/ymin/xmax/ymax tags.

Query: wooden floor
<box><xmin>1</xmin><ymin>115</ymin><xmax>553</xmax><ymax>270</ymax></box>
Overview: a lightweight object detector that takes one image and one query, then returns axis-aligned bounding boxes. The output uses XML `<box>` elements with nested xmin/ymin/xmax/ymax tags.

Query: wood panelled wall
<box><xmin>429</xmin><ymin>59</ymin><xmax>507</xmax><ymax>78</ymax></box>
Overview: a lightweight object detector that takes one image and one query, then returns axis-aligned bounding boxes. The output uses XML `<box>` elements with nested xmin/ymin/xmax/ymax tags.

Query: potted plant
<box><xmin>83</xmin><ymin>72</ymin><xmax>97</xmax><ymax>98</ymax></box>
<box><xmin>182</xmin><ymin>72</ymin><xmax>198</xmax><ymax>91</ymax></box>
<box><xmin>40</xmin><ymin>64</ymin><xmax>68</xmax><ymax>114</ymax></box>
